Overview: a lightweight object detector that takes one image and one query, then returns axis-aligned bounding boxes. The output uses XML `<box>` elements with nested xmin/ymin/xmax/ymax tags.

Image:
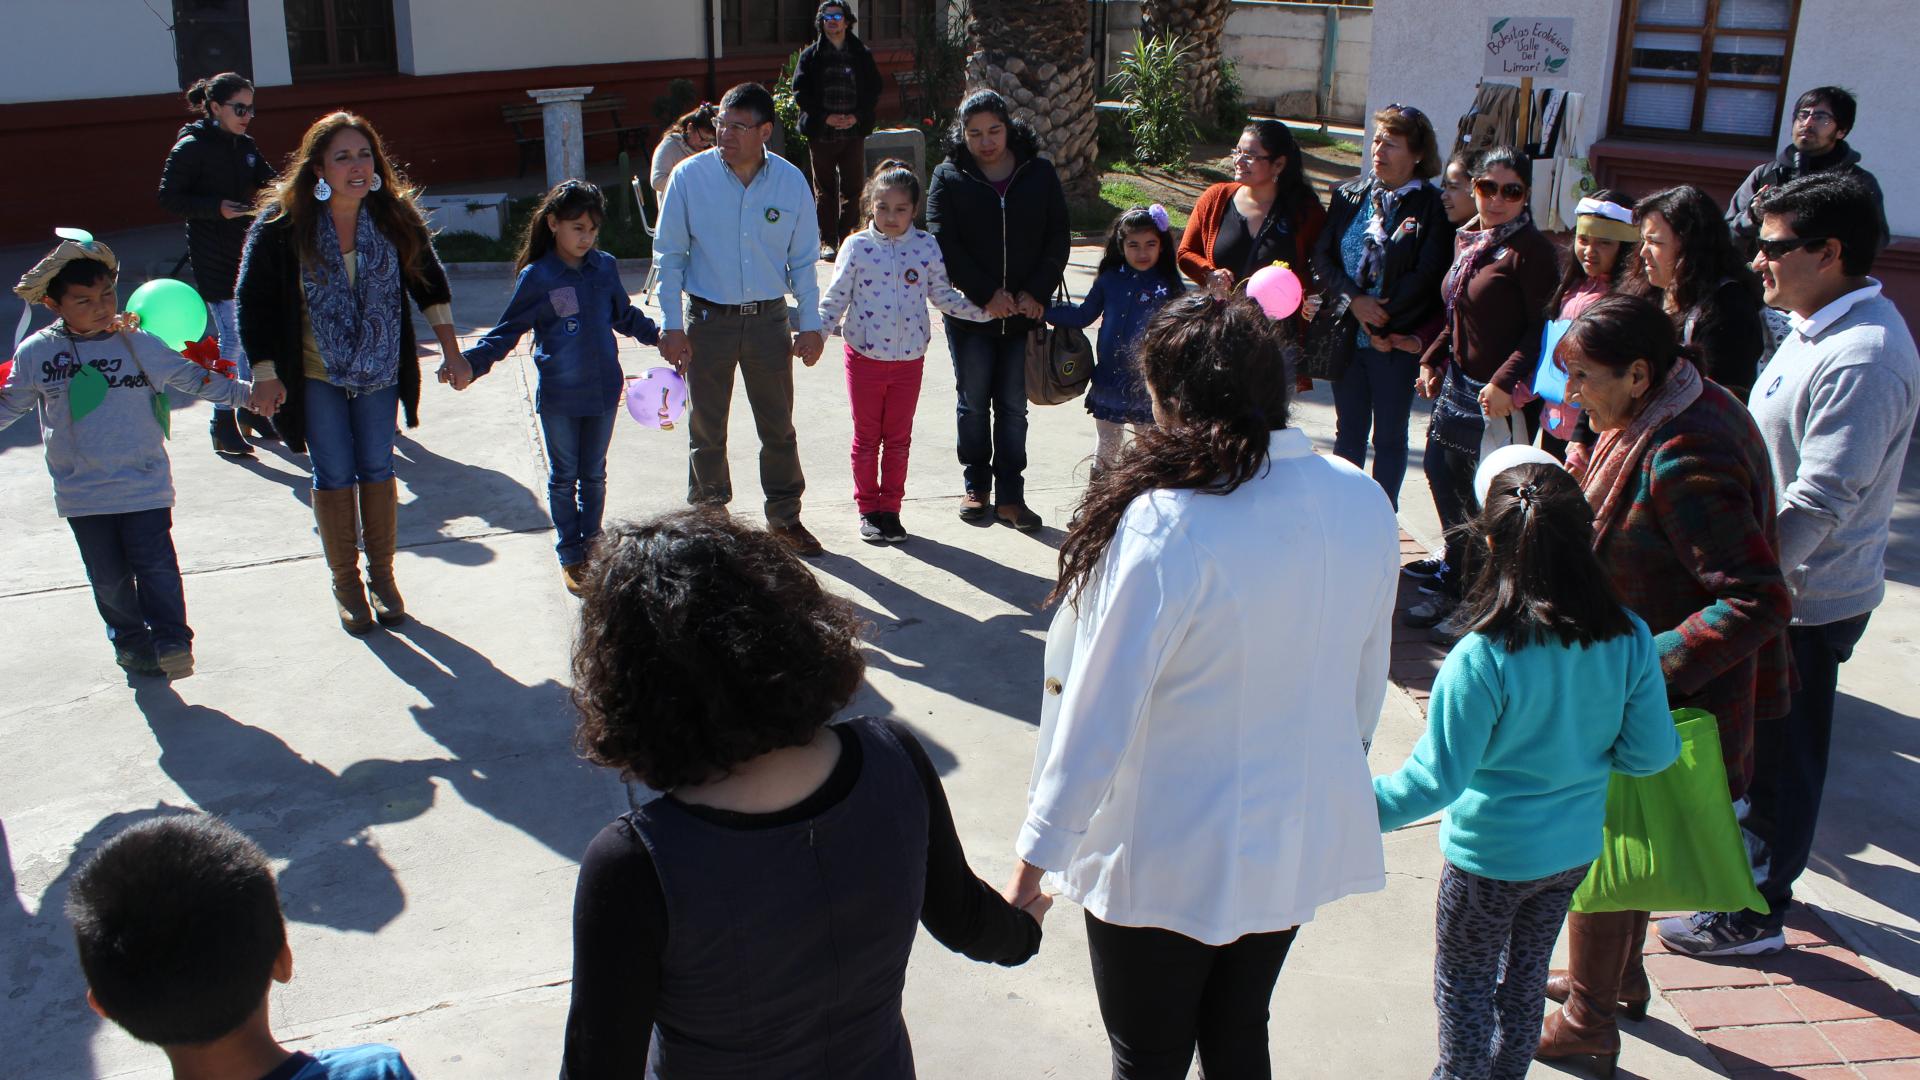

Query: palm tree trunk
<box><xmin>964</xmin><ymin>0</ymin><xmax>1100</xmax><ymax>200</ymax></box>
<box><xmin>1143</xmin><ymin>0</ymin><xmax>1231</xmax><ymax>122</ymax></box>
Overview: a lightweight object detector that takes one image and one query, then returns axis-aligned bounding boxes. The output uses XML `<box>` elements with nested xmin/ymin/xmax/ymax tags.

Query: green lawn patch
<box><xmin>1293</xmin><ymin>128</ymin><xmax>1361</xmax><ymax>154</ymax></box>
<box><xmin>1072</xmin><ymin>179</ymin><xmax>1193</xmax><ymax>234</ymax></box>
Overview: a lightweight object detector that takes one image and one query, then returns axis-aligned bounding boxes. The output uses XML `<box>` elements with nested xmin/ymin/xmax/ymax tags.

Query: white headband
<box><xmin>1575</xmin><ymin>197</ymin><xmax>1634</xmax><ymax>224</ymax></box>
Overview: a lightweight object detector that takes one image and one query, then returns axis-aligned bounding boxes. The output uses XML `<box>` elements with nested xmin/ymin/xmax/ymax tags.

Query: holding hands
<box><xmin>792</xmin><ymin>330</ymin><xmax>825</xmax><ymax>368</ymax></box>
<box><xmin>436</xmin><ymin>352</ymin><xmax>474</xmax><ymax>391</ymax></box>
<box><xmin>250</xmin><ymin>377</ymin><xmax>285</xmax><ymax>416</ymax></box>
<box><xmin>1003</xmin><ymin>860</ymin><xmax>1053</xmax><ymax>927</ymax></box>
<box><xmin>660</xmin><ymin>330</ymin><xmax>693</xmax><ymax>376</ymax></box>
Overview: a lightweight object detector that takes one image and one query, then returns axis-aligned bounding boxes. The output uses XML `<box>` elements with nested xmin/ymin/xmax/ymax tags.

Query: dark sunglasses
<box><xmin>1754</xmin><ymin>234</ymin><xmax>1831</xmax><ymax>260</ymax></box>
<box><xmin>225</xmin><ymin>102</ymin><xmax>254</xmax><ymax>117</ymax></box>
<box><xmin>1384</xmin><ymin>103</ymin><xmax>1426</xmax><ymax>120</ymax></box>
<box><xmin>820</xmin><ymin>11</ymin><xmax>845</xmax><ymax>20</ymax></box>
<box><xmin>1473</xmin><ymin>178</ymin><xmax>1527</xmax><ymax>202</ymax></box>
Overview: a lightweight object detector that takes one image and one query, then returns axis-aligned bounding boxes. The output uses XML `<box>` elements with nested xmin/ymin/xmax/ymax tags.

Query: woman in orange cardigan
<box><xmin>1177</xmin><ymin>120</ymin><xmax>1327</xmax><ymax>390</ymax></box>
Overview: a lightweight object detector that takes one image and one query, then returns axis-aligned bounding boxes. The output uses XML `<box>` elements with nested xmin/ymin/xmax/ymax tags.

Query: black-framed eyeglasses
<box><xmin>226</xmin><ymin>102</ymin><xmax>254</xmax><ymax>117</ymax></box>
<box><xmin>1793</xmin><ymin>108</ymin><xmax>1836</xmax><ymax>125</ymax></box>
<box><xmin>1754</xmin><ymin>234</ymin><xmax>1831</xmax><ymax>260</ymax></box>
<box><xmin>1473</xmin><ymin>178</ymin><xmax>1527</xmax><ymax>202</ymax></box>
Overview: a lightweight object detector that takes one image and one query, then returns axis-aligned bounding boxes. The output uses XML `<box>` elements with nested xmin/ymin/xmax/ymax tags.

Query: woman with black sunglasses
<box><xmin>158</xmin><ymin>71</ymin><xmax>279</xmax><ymax>458</ymax></box>
<box><xmin>1408</xmin><ymin>146</ymin><xmax>1558</xmax><ymax>639</ymax></box>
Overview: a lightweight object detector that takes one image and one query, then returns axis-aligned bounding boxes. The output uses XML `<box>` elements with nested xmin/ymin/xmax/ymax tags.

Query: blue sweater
<box><xmin>463</xmin><ymin>249</ymin><xmax>659</xmax><ymax>416</ymax></box>
<box><xmin>1374</xmin><ymin>612</ymin><xmax>1681</xmax><ymax>881</ymax></box>
<box><xmin>1045</xmin><ymin>265</ymin><xmax>1180</xmax><ymax>424</ymax></box>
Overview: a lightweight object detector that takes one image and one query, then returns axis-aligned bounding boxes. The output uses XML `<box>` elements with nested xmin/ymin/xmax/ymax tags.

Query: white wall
<box><xmin>1365</xmin><ymin>0</ymin><xmax>1620</xmax><ymax>172</ymax></box>
<box><xmin>1776</xmin><ymin>0</ymin><xmax>1918</xmax><ymax>237</ymax></box>
<box><xmin>1</xmin><ymin>1</ymin><xmax>183</xmax><ymax>103</ymax></box>
<box><xmin>1225</xmin><ymin>2</ymin><xmax>1372</xmax><ymax>123</ymax></box>
<box><xmin>397</xmin><ymin>0</ymin><xmax>705</xmax><ymax>77</ymax></box>
<box><xmin>249</xmin><ymin>0</ymin><xmax>292</xmax><ymax>88</ymax></box>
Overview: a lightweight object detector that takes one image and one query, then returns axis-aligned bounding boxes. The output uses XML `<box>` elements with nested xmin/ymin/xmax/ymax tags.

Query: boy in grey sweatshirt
<box><xmin>3</xmin><ymin>236</ymin><xmax>250</xmax><ymax>679</ymax></box>
<box><xmin>1659</xmin><ymin>173</ymin><xmax>1919</xmax><ymax>958</ymax></box>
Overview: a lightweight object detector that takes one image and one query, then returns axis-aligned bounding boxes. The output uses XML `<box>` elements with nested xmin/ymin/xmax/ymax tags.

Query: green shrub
<box><xmin>773</xmin><ymin>52</ymin><xmax>807</xmax><ymax>162</ymax></box>
<box><xmin>1112</xmin><ymin>32</ymin><xmax>1199</xmax><ymax>168</ymax></box>
<box><xmin>1210</xmin><ymin>55</ymin><xmax>1248</xmax><ymax>140</ymax></box>
<box><xmin>652</xmin><ymin>78</ymin><xmax>698</xmax><ymax>125</ymax></box>
<box><xmin>908</xmin><ymin>3</ymin><xmax>970</xmax><ymax>167</ymax></box>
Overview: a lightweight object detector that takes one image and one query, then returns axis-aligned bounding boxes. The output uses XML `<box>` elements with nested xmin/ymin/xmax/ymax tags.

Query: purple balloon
<box><xmin>625</xmin><ymin>366</ymin><xmax>688</xmax><ymax>430</ymax></box>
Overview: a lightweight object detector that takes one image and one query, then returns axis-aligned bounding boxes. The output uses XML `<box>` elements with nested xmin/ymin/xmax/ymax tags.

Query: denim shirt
<box><xmin>1045</xmin><ymin>265</ymin><xmax>1179</xmax><ymax>424</ymax></box>
<box><xmin>654</xmin><ymin>147</ymin><xmax>822</xmax><ymax>333</ymax></box>
<box><xmin>462</xmin><ymin>249</ymin><xmax>658</xmax><ymax>416</ymax></box>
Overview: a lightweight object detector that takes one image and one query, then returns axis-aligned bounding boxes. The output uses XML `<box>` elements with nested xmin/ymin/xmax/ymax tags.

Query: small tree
<box><xmin>1112</xmin><ymin>32</ymin><xmax>1199</xmax><ymax>168</ymax></box>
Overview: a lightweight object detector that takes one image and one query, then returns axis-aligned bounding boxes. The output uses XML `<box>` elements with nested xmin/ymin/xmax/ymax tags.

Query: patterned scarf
<box><xmin>1442</xmin><ymin>211</ymin><xmax>1531</xmax><ymax>319</ymax></box>
<box><xmin>1356</xmin><ymin>178</ymin><xmax>1422</xmax><ymax>288</ymax></box>
<box><xmin>1579</xmin><ymin>357</ymin><xmax>1704</xmax><ymax>551</ymax></box>
<box><xmin>303</xmin><ymin>207</ymin><xmax>404</xmax><ymax>394</ymax></box>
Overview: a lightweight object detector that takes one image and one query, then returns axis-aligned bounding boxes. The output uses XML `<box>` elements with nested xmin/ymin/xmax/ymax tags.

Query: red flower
<box><xmin>180</xmin><ymin>335</ymin><xmax>236</xmax><ymax>377</ymax></box>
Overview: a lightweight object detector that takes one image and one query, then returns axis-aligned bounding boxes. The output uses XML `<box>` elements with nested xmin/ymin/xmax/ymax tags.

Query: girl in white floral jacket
<box><xmin>820</xmin><ymin>160</ymin><xmax>991</xmax><ymax>543</ymax></box>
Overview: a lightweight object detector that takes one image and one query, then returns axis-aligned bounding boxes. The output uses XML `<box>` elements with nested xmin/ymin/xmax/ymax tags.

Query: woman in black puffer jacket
<box><xmin>157</xmin><ymin>71</ymin><xmax>277</xmax><ymax>455</ymax></box>
<box><xmin>925</xmin><ymin>90</ymin><xmax>1070</xmax><ymax>531</ymax></box>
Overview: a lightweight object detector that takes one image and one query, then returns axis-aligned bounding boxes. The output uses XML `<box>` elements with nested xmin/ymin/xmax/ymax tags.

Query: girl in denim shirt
<box><xmin>464</xmin><ymin>181</ymin><xmax>658</xmax><ymax>595</ymax></box>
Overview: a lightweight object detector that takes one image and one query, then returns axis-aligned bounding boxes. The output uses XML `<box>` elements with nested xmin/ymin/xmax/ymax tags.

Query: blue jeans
<box><xmin>541</xmin><ymin>409</ymin><xmax>617</xmax><ymax>566</ymax></box>
<box><xmin>1332</xmin><ymin>345</ymin><xmax>1420</xmax><ymax>509</ymax></box>
<box><xmin>68</xmin><ymin>508</ymin><xmax>189</xmax><ymax>655</ymax></box>
<box><xmin>947</xmin><ymin>328</ymin><xmax>1028</xmax><ymax>506</ymax></box>
<box><xmin>207</xmin><ymin>300</ymin><xmax>250</xmax><ymax>415</ymax></box>
<box><xmin>304</xmin><ymin>380</ymin><xmax>399</xmax><ymax>491</ymax></box>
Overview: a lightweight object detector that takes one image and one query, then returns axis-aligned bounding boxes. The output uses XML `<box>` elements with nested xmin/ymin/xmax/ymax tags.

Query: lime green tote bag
<box><xmin>1570</xmin><ymin>709</ymin><xmax>1769</xmax><ymax>915</ymax></box>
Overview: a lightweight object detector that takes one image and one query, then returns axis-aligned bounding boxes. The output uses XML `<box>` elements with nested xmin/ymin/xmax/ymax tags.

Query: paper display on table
<box><xmin>1532</xmin><ymin>319</ymin><xmax>1572</xmax><ymax>404</ymax></box>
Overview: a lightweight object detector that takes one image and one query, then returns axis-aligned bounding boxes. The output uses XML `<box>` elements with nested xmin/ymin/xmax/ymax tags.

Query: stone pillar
<box><xmin>528</xmin><ymin>85</ymin><xmax>594</xmax><ymax>187</ymax></box>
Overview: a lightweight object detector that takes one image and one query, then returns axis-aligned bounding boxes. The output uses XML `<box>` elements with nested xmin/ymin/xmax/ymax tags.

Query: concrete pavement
<box><xmin>3</xmin><ymin>234</ymin><xmax>1908</xmax><ymax>1077</ymax></box>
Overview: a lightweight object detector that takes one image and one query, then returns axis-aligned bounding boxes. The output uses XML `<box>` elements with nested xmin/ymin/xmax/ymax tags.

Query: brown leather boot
<box><xmin>1537</xmin><ymin>910</ymin><xmax>1646</xmax><ymax>1076</ymax></box>
<box><xmin>1546</xmin><ymin>935</ymin><xmax>1652</xmax><ymax>1021</ymax></box>
<box><xmin>358</xmin><ymin>477</ymin><xmax>406</xmax><ymax>626</ymax></box>
<box><xmin>314</xmin><ymin>487</ymin><xmax>374</xmax><ymax>634</ymax></box>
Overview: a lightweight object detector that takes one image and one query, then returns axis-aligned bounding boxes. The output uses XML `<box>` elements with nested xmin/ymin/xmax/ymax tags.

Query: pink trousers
<box><xmin>844</xmin><ymin>347</ymin><xmax>924</xmax><ymax>514</ymax></box>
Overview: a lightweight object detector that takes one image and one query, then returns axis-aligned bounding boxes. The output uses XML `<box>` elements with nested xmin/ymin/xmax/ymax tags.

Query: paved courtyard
<box><xmin>3</xmin><ymin>234</ymin><xmax>1915</xmax><ymax>1077</ymax></box>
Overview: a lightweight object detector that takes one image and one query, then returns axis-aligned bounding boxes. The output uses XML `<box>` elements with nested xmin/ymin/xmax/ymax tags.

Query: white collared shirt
<box><xmin>1020</xmin><ymin>428</ymin><xmax>1400</xmax><ymax>944</ymax></box>
<box><xmin>1789</xmin><ymin>279</ymin><xmax>1882</xmax><ymax>341</ymax></box>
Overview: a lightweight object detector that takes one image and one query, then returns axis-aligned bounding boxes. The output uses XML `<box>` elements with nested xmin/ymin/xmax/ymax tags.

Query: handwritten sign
<box><xmin>1485</xmin><ymin>17</ymin><xmax>1572</xmax><ymax>78</ymax></box>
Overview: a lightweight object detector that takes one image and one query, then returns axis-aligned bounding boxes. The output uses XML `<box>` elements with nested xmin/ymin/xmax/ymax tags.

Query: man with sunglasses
<box><xmin>1725</xmin><ymin>86</ymin><xmax>1888</xmax><ymax>261</ymax></box>
<box><xmin>1660</xmin><ymin>171</ymin><xmax>1917</xmax><ymax>959</ymax></box>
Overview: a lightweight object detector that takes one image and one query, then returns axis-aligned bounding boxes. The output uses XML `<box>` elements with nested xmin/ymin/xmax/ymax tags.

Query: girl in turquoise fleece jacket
<box><xmin>1374</xmin><ymin>461</ymin><xmax>1679</xmax><ymax>1080</ymax></box>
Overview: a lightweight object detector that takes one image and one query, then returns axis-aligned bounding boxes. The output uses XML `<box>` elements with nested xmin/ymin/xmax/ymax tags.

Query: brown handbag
<box><xmin>1024</xmin><ymin>284</ymin><xmax>1093</xmax><ymax>406</ymax></box>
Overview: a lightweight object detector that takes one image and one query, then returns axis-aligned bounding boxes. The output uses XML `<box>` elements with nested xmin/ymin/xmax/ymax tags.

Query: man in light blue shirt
<box><xmin>655</xmin><ymin>82</ymin><xmax>826</xmax><ymax>555</ymax></box>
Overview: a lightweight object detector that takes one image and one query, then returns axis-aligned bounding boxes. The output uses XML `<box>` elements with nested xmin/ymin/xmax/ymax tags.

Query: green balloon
<box><xmin>126</xmin><ymin>278</ymin><xmax>208</xmax><ymax>351</ymax></box>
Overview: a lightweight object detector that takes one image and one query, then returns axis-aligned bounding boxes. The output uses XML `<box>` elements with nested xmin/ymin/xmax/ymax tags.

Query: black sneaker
<box><xmin>1402</xmin><ymin>556</ymin><xmax>1447</xmax><ymax>580</ymax></box>
<box><xmin>879</xmin><ymin>512</ymin><xmax>907</xmax><ymax>543</ymax></box>
<box><xmin>1403</xmin><ymin>594</ymin><xmax>1454</xmax><ymax>629</ymax></box>
<box><xmin>115</xmin><ymin>646</ymin><xmax>163</xmax><ymax>677</ymax></box>
<box><xmin>1656</xmin><ymin>911</ymin><xmax>1785</xmax><ymax>957</ymax></box>
<box><xmin>155</xmin><ymin>644</ymin><xmax>195</xmax><ymax>681</ymax></box>
<box><xmin>859</xmin><ymin>513</ymin><xmax>887</xmax><ymax>543</ymax></box>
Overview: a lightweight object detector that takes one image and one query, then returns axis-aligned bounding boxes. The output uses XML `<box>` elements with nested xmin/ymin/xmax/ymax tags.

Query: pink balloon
<box><xmin>625</xmin><ymin>366</ymin><xmax>688</xmax><ymax>429</ymax></box>
<box><xmin>1245</xmin><ymin>265</ymin><xmax>1304</xmax><ymax>320</ymax></box>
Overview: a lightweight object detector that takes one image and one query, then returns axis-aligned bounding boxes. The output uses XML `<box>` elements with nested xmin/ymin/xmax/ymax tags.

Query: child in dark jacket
<box><xmin>3</xmin><ymin>235</ymin><xmax>251</xmax><ymax>680</ymax></box>
<box><xmin>1044</xmin><ymin>205</ymin><xmax>1184</xmax><ymax>468</ymax></box>
<box><xmin>462</xmin><ymin>182</ymin><xmax>658</xmax><ymax>596</ymax></box>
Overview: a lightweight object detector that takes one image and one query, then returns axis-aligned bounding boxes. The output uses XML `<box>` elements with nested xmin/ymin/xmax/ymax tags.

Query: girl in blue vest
<box><xmin>463</xmin><ymin>181</ymin><xmax>658</xmax><ymax>596</ymax></box>
<box><xmin>1042</xmin><ymin>204</ymin><xmax>1184</xmax><ymax>470</ymax></box>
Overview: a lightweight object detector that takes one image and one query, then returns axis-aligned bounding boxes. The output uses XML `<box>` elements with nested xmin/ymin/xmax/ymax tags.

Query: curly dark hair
<box><xmin>571</xmin><ymin>511</ymin><xmax>866</xmax><ymax>790</ymax></box>
<box><xmin>1052</xmin><ymin>292</ymin><xmax>1290</xmax><ymax>607</ymax></box>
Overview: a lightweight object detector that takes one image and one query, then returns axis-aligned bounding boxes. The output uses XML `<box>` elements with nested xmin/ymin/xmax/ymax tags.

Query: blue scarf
<box><xmin>303</xmin><ymin>207</ymin><xmax>404</xmax><ymax>393</ymax></box>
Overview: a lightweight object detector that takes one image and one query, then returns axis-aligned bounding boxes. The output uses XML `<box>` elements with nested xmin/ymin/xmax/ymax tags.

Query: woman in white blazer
<box><xmin>1008</xmin><ymin>293</ymin><xmax>1401</xmax><ymax>1079</ymax></box>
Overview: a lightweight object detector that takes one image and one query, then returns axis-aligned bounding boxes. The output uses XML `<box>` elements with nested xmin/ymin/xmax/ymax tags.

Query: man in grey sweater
<box><xmin>1661</xmin><ymin>173</ymin><xmax>1919</xmax><ymax>958</ymax></box>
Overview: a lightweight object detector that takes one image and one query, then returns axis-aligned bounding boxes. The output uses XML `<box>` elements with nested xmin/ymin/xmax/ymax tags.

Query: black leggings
<box><xmin>1085</xmin><ymin>911</ymin><xmax>1299</xmax><ymax>1080</ymax></box>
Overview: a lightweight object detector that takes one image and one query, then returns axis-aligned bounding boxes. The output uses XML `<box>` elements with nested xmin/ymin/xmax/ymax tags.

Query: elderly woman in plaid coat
<box><xmin>1534</xmin><ymin>294</ymin><xmax>1792</xmax><ymax>1074</ymax></box>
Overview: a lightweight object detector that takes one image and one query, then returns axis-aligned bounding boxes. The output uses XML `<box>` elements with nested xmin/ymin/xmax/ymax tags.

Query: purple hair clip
<box><xmin>1148</xmin><ymin>203</ymin><xmax>1170</xmax><ymax>232</ymax></box>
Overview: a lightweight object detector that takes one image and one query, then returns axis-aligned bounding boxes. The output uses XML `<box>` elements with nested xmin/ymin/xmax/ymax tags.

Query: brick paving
<box><xmin>1389</xmin><ymin>531</ymin><xmax>1920</xmax><ymax>1078</ymax></box>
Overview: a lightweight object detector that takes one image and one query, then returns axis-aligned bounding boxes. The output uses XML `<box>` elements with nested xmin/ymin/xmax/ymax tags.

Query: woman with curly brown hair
<box><xmin>562</xmin><ymin>510</ymin><xmax>1045</xmax><ymax>1079</ymax></box>
<box><xmin>1008</xmin><ymin>294</ymin><xmax>1399</xmax><ymax>1079</ymax></box>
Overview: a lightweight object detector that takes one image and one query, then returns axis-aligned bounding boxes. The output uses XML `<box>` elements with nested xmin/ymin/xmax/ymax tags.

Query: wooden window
<box><xmin>721</xmin><ymin>0</ymin><xmax>817</xmax><ymax>51</ymax></box>
<box><xmin>865</xmin><ymin>0</ymin><xmax>934</xmax><ymax>44</ymax></box>
<box><xmin>284</xmin><ymin>0</ymin><xmax>396</xmax><ymax>79</ymax></box>
<box><xmin>1610</xmin><ymin>0</ymin><xmax>1801</xmax><ymax>146</ymax></box>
